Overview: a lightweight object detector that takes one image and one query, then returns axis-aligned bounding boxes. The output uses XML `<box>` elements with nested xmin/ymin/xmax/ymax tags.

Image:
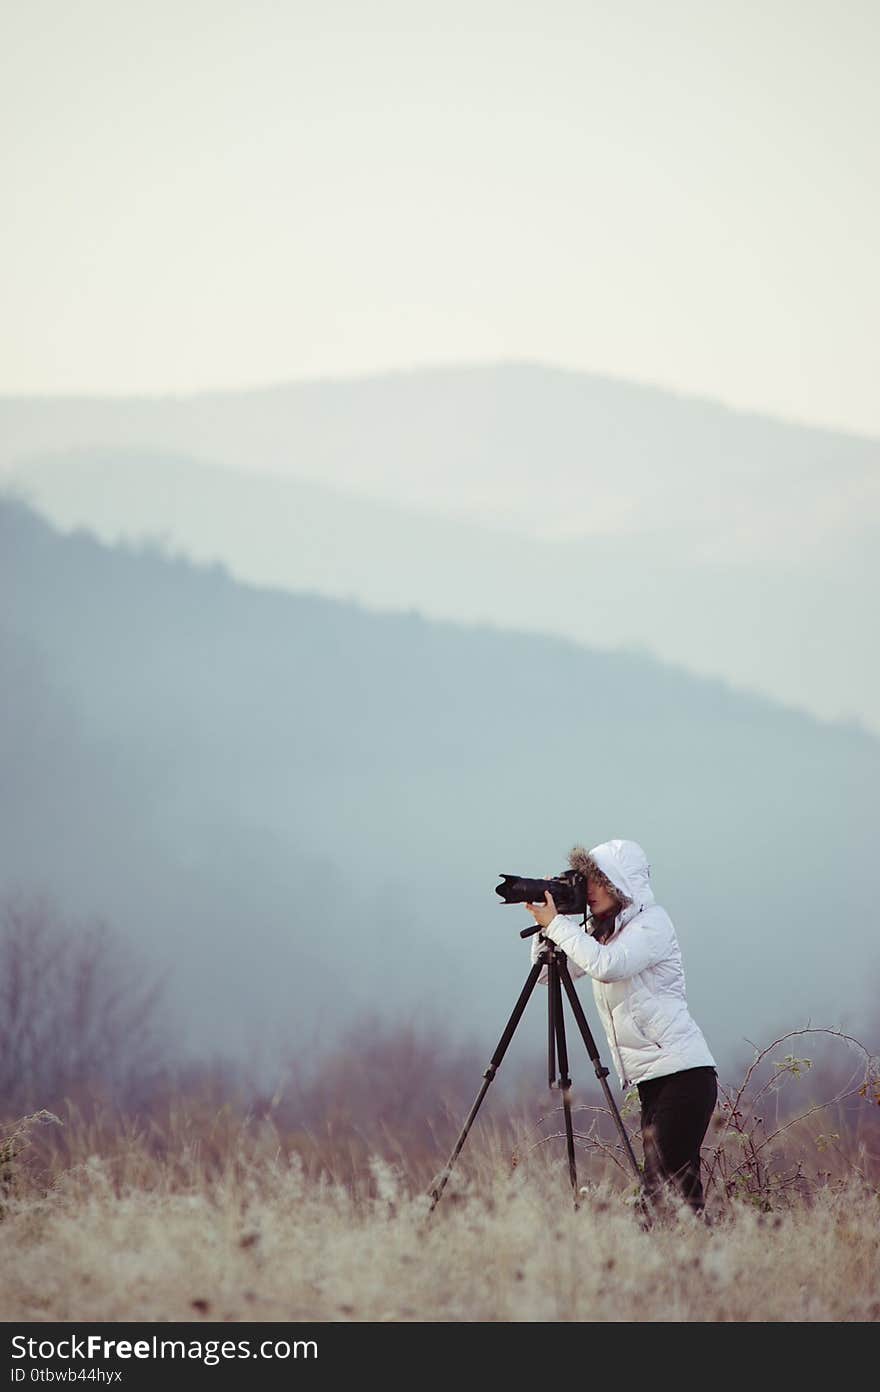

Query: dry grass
<box><xmin>1</xmin><ymin>1107</ymin><xmax>879</xmax><ymax>1323</ymax></box>
<box><xmin>1</xmin><ymin>1143</ymin><xmax>878</xmax><ymax>1322</ymax></box>
<box><xmin>1</xmin><ymin>1026</ymin><xmax>878</xmax><ymax>1323</ymax></box>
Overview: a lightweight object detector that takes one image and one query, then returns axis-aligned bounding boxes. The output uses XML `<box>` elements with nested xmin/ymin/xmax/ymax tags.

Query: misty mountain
<box><xmin>3</xmin><ymin>363</ymin><xmax>878</xmax><ymax>733</ymax></box>
<box><xmin>1</xmin><ymin>498</ymin><xmax>877</xmax><ymax>1074</ymax></box>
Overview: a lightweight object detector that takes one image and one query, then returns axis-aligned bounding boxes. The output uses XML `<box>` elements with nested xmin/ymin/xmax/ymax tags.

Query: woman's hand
<box><xmin>525</xmin><ymin>890</ymin><xmax>557</xmax><ymax>930</ymax></box>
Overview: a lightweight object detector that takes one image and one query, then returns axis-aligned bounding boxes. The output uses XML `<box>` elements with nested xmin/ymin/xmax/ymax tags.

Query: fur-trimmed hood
<box><xmin>569</xmin><ymin>839</ymin><xmax>655</xmax><ymax>934</ymax></box>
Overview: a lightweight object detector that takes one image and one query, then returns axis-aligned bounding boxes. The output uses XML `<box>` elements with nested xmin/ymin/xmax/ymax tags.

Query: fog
<box><xmin>3</xmin><ymin>2</ymin><xmax>878</xmax><ymax>1108</ymax></box>
<box><xmin>2</xmin><ymin>494</ymin><xmax>877</xmax><ymax>1080</ymax></box>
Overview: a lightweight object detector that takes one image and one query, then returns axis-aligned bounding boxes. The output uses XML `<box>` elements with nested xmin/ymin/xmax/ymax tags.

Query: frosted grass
<box><xmin>2</xmin><ymin>1152</ymin><xmax>878</xmax><ymax>1322</ymax></box>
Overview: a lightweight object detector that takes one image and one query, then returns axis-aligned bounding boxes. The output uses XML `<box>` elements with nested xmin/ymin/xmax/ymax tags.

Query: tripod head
<box><xmin>520</xmin><ymin>911</ymin><xmax>593</xmax><ymax>939</ymax></box>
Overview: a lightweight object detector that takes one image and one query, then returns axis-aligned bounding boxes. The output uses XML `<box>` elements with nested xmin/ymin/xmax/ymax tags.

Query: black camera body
<box><xmin>495</xmin><ymin>868</ymin><xmax>588</xmax><ymax>918</ymax></box>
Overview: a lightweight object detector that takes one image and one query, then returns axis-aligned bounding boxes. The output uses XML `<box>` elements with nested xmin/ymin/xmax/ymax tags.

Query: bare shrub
<box><xmin>0</xmin><ymin>1108</ymin><xmax>64</xmax><ymax>1215</ymax></box>
<box><xmin>0</xmin><ymin>889</ymin><xmax>171</xmax><ymax>1114</ymax></box>
<box><xmin>263</xmin><ymin>1015</ymin><xmax>486</xmax><ymax>1187</ymax></box>
<box><xmin>507</xmin><ymin>1027</ymin><xmax>880</xmax><ymax>1218</ymax></box>
<box><xmin>703</xmin><ymin>1028</ymin><xmax>880</xmax><ymax>1211</ymax></box>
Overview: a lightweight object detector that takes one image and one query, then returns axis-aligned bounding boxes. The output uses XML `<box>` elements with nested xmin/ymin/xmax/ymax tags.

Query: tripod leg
<box><xmin>428</xmin><ymin>958</ymin><xmax>546</xmax><ymax>1213</ymax></box>
<box><xmin>550</xmin><ymin>960</ymin><xmax>580</xmax><ymax>1207</ymax></box>
<box><xmin>556</xmin><ymin>957</ymin><xmax>643</xmax><ymax>1187</ymax></box>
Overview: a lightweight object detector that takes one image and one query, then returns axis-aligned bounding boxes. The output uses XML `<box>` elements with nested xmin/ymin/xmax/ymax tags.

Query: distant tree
<box><xmin>0</xmin><ymin>889</ymin><xmax>171</xmax><ymax>1112</ymax></box>
<box><xmin>277</xmin><ymin>1014</ymin><xmax>483</xmax><ymax>1145</ymax></box>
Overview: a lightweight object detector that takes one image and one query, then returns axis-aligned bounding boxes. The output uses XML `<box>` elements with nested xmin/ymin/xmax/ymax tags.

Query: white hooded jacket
<box><xmin>531</xmin><ymin>839</ymin><xmax>715</xmax><ymax>1090</ymax></box>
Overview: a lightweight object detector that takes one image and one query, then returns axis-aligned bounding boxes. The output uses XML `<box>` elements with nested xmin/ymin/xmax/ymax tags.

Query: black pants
<box><xmin>637</xmin><ymin>1066</ymin><xmax>718</xmax><ymax>1215</ymax></box>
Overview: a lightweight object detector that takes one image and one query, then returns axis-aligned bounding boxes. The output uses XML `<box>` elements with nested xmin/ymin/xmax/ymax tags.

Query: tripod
<box><xmin>428</xmin><ymin>931</ymin><xmax>643</xmax><ymax>1213</ymax></box>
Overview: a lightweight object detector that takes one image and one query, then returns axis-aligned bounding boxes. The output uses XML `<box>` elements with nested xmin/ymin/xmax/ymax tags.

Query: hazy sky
<box><xmin>3</xmin><ymin>1</ymin><xmax>879</xmax><ymax>435</ymax></box>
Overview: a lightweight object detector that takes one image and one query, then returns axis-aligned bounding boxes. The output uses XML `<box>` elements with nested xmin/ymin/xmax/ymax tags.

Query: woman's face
<box><xmin>586</xmin><ymin>873</ymin><xmax>619</xmax><ymax>918</ymax></box>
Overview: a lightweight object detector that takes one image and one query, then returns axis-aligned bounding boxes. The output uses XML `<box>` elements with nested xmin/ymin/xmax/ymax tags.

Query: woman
<box><xmin>526</xmin><ymin>838</ymin><xmax>717</xmax><ymax>1216</ymax></box>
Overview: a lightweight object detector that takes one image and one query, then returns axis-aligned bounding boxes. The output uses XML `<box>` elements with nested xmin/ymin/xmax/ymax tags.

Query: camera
<box><xmin>495</xmin><ymin>868</ymin><xmax>588</xmax><ymax>917</ymax></box>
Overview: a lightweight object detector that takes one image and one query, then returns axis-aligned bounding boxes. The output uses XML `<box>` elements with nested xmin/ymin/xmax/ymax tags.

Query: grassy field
<box><xmin>2</xmin><ymin>1152</ymin><xmax>879</xmax><ymax>1322</ymax></box>
<box><xmin>2</xmin><ymin>1025</ymin><xmax>878</xmax><ymax>1323</ymax></box>
<box><xmin>1</xmin><ymin>1102</ymin><xmax>878</xmax><ymax>1322</ymax></box>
